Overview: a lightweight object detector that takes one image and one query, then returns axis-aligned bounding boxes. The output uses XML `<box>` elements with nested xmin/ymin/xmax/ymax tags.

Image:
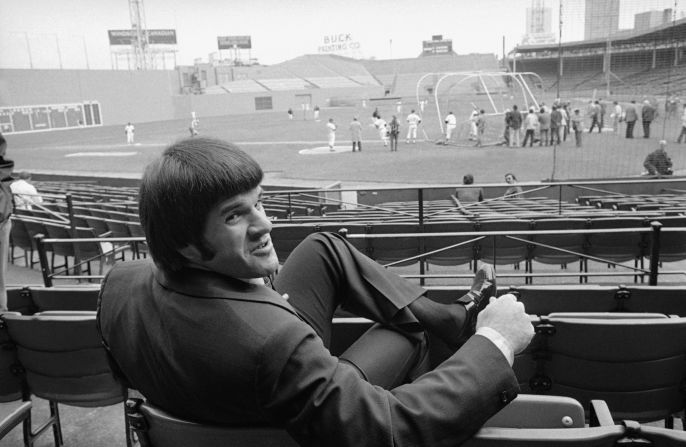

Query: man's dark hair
<box><xmin>463</xmin><ymin>174</ymin><xmax>474</xmax><ymax>185</ymax></box>
<box><xmin>139</xmin><ymin>137</ymin><xmax>263</xmax><ymax>273</ymax></box>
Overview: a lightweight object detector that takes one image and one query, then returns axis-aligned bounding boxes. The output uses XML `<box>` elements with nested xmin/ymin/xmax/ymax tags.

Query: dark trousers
<box><xmin>678</xmin><ymin>126</ymin><xmax>686</xmax><ymax>143</ymax></box>
<box><xmin>589</xmin><ymin>117</ymin><xmax>601</xmax><ymax>133</ymax></box>
<box><xmin>352</xmin><ymin>140</ymin><xmax>362</xmax><ymax>151</ymax></box>
<box><xmin>522</xmin><ymin>129</ymin><xmax>535</xmax><ymax>147</ymax></box>
<box><xmin>389</xmin><ymin>134</ymin><xmax>398</xmax><ymax>151</ymax></box>
<box><xmin>273</xmin><ymin>233</ymin><xmax>428</xmax><ymax>388</ymax></box>
<box><xmin>551</xmin><ymin>127</ymin><xmax>561</xmax><ymax>144</ymax></box>
<box><xmin>539</xmin><ymin>129</ymin><xmax>549</xmax><ymax>146</ymax></box>
<box><xmin>643</xmin><ymin>121</ymin><xmax>652</xmax><ymax>138</ymax></box>
<box><xmin>626</xmin><ymin>120</ymin><xmax>636</xmax><ymax>138</ymax></box>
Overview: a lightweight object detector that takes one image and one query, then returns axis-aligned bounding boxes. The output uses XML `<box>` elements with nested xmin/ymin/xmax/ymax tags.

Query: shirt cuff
<box><xmin>476</xmin><ymin>327</ymin><xmax>514</xmax><ymax>366</ymax></box>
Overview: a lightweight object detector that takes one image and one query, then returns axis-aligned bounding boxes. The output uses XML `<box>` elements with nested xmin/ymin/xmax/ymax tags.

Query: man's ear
<box><xmin>178</xmin><ymin>244</ymin><xmax>203</xmax><ymax>263</ymax></box>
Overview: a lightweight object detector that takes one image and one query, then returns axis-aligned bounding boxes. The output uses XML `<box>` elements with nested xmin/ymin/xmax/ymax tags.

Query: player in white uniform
<box><xmin>327</xmin><ymin>118</ymin><xmax>337</xmax><ymax>151</ymax></box>
<box><xmin>375</xmin><ymin>117</ymin><xmax>389</xmax><ymax>146</ymax></box>
<box><xmin>124</xmin><ymin>122</ymin><xmax>135</xmax><ymax>144</ymax></box>
<box><xmin>406</xmin><ymin>110</ymin><xmax>421</xmax><ymax>143</ymax></box>
<box><xmin>444</xmin><ymin>112</ymin><xmax>457</xmax><ymax>144</ymax></box>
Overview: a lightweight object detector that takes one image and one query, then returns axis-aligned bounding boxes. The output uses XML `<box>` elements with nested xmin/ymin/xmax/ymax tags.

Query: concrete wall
<box><xmin>171</xmin><ymin>85</ymin><xmax>382</xmax><ymax>119</ymax></box>
<box><xmin>0</xmin><ymin>68</ymin><xmax>181</xmax><ymax>125</ymax></box>
<box><xmin>0</xmin><ymin>68</ymin><xmax>381</xmax><ymax>125</ymax></box>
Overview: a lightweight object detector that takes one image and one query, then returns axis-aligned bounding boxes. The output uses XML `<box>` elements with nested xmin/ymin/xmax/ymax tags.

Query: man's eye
<box><xmin>225</xmin><ymin>214</ymin><xmax>239</xmax><ymax>223</ymax></box>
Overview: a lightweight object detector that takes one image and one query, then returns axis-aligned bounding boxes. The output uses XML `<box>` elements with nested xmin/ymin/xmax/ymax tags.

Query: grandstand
<box><xmin>510</xmin><ymin>17</ymin><xmax>686</xmax><ymax>96</ymax></box>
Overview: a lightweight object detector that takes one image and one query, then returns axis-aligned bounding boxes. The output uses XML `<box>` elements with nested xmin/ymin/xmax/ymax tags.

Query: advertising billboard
<box><xmin>217</xmin><ymin>36</ymin><xmax>252</xmax><ymax>49</ymax></box>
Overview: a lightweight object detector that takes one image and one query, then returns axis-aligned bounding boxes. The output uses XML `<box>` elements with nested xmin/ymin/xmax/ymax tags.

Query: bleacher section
<box><xmin>305</xmin><ymin>77</ymin><xmax>361</xmax><ymax>88</ymax></box>
<box><xmin>258</xmin><ymin>78</ymin><xmax>313</xmax><ymax>91</ymax></box>
<box><xmin>214</xmin><ymin>79</ymin><xmax>267</xmax><ymax>93</ymax></box>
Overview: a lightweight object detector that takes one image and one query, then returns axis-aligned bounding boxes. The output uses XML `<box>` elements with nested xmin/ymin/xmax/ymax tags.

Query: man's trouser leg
<box><xmin>272</xmin><ymin>232</ymin><xmax>428</xmax><ymax>387</ymax></box>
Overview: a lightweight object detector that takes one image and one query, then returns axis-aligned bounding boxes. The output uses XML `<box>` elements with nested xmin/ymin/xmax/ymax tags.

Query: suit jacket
<box><xmin>624</xmin><ymin>104</ymin><xmax>638</xmax><ymax>122</ymax></box>
<box><xmin>97</xmin><ymin>259</ymin><xmax>519</xmax><ymax>447</ymax></box>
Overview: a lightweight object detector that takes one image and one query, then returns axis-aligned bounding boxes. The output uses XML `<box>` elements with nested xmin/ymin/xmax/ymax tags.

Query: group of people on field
<box><xmin>323</xmin><ymin>107</ymin><xmax>425</xmax><ymax>153</ymax></box>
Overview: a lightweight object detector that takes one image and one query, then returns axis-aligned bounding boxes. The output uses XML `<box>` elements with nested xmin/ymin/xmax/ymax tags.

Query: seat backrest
<box><xmin>43</xmin><ymin>223</ymin><xmax>76</xmax><ymax>257</ymax></box>
<box><xmin>474</xmin><ymin>220</ymin><xmax>532</xmax><ymax>265</ymax></box>
<box><xmin>509</xmin><ymin>285</ymin><xmax>618</xmax><ymax>316</ymax></box>
<box><xmin>585</xmin><ymin>217</ymin><xmax>647</xmax><ymax>262</ymax></box>
<box><xmin>3</xmin><ymin>312</ymin><xmax>126</xmax><ymax>407</ymax></box>
<box><xmin>620</xmin><ymin>285</ymin><xmax>686</xmax><ymax>316</ymax></box>
<box><xmin>530</xmin><ymin>218</ymin><xmax>588</xmax><ymax>265</ymax></box>
<box><xmin>269</xmin><ymin>224</ymin><xmax>316</xmax><ymax>262</ymax></box>
<box><xmin>0</xmin><ymin>312</ymin><xmax>23</xmax><ymax>403</ymax></box>
<box><xmin>30</xmin><ymin>286</ymin><xmax>101</xmax><ymax>312</ymax></box>
<box><xmin>422</xmin><ymin>221</ymin><xmax>477</xmax><ymax>267</ymax></box>
<box><xmin>127</xmin><ymin>398</ymin><xmax>300</xmax><ymax>447</ymax></box>
<box><xmin>534</xmin><ymin>316</ymin><xmax>686</xmax><ymax>422</ymax></box>
<box><xmin>9</xmin><ymin>218</ymin><xmax>33</xmax><ymax>251</ymax></box>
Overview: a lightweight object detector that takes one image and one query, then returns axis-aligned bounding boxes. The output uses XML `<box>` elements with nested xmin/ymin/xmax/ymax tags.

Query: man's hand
<box><xmin>476</xmin><ymin>293</ymin><xmax>534</xmax><ymax>355</ymax></box>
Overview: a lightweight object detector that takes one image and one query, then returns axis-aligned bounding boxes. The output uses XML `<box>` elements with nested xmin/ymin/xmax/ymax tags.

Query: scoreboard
<box><xmin>0</xmin><ymin>101</ymin><xmax>102</xmax><ymax>134</ymax></box>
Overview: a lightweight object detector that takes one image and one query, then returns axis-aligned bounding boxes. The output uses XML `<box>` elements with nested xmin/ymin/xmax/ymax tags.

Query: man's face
<box><xmin>505</xmin><ymin>175</ymin><xmax>514</xmax><ymax>184</ymax></box>
<box><xmin>191</xmin><ymin>186</ymin><xmax>279</xmax><ymax>279</ymax></box>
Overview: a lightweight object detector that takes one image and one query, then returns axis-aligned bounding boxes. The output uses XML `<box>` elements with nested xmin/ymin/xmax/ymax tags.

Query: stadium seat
<box><xmin>529</xmin><ymin>218</ymin><xmax>588</xmax><ymax>270</ymax></box>
<box><xmin>646</xmin><ymin>217</ymin><xmax>686</xmax><ymax>263</ymax></box>
<box><xmin>269</xmin><ymin>224</ymin><xmax>316</xmax><ymax>262</ymax></box>
<box><xmin>125</xmin><ymin>395</ymin><xmax>621</xmax><ymax>447</ymax></box>
<box><xmin>585</xmin><ymin>217</ymin><xmax>648</xmax><ymax>264</ymax></box>
<box><xmin>509</xmin><ymin>284</ymin><xmax>618</xmax><ymax>316</ymax></box>
<box><xmin>421</xmin><ymin>221</ymin><xmax>478</xmax><ymax>267</ymax></box>
<box><xmin>363</xmin><ymin>223</ymin><xmax>421</xmax><ymax>267</ymax></box>
<box><xmin>473</xmin><ymin>219</ymin><xmax>532</xmax><ymax>268</ymax></box>
<box><xmin>528</xmin><ymin>315</ymin><xmax>686</xmax><ymax>427</ymax></box>
<box><xmin>9</xmin><ymin>218</ymin><xmax>37</xmax><ymax>268</ymax></box>
<box><xmin>29</xmin><ymin>286</ymin><xmax>102</xmax><ymax>312</ymax></box>
<box><xmin>0</xmin><ymin>312</ymin><xmax>61</xmax><ymax>446</ymax></box>
<box><xmin>2</xmin><ymin>312</ymin><xmax>133</xmax><ymax>446</ymax></box>
<box><xmin>620</xmin><ymin>285</ymin><xmax>686</xmax><ymax>317</ymax></box>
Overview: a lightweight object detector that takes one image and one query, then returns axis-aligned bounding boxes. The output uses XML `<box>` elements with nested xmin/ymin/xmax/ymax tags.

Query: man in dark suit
<box><xmin>624</xmin><ymin>100</ymin><xmax>638</xmax><ymax>138</ymax></box>
<box><xmin>98</xmin><ymin>137</ymin><xmax>533</xmax><ymax>447</ymax></box>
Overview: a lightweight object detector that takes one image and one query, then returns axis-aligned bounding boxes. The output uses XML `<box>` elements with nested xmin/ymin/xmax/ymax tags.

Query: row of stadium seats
<box><xmin>269</xmin><ymin>217</ymin><xmax>686</xmax><ymax>270</ymax></box>
<box><xmin>2</xmin><ymin>285</ymin><xmax>684</xmax><ymax>439</ymax></box>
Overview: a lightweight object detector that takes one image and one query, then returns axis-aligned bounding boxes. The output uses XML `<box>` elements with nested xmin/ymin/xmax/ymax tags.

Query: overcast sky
<box><xmin>1</xmin><ymin>0</ymin><xmax>682</xmax><ymax>69</ymax></box>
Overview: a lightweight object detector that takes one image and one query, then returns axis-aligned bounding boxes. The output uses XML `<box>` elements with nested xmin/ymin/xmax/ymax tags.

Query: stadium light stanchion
<box><xmin>34</xmin><ymin>233</ymin><xmax>53</xmax><ymax>287</ymax></box>
<box><xmin>648</xmin><ymin>221</ymin><xmax>662</xmax><ymax>286</ymax></box>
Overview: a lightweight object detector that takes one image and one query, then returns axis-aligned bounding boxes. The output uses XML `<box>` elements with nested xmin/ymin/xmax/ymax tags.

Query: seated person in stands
<box><xmin>98</xmin><ymin>137</ymin><xmax>533</xmax><ymax>447</ymax></box>
<box><xmin>503</xmin><ymin>172</ymin><xmax>523</xmax><ymax>198</ymax></box>
<box><xmin>643</xmin><ymin>140</ymin><xmax>673</xmax><ymax>176</ymax></box>
<box><xmin>455</xmin><ymin>173</ymin><xmax>484</xmax><ymax>203</ymax></box>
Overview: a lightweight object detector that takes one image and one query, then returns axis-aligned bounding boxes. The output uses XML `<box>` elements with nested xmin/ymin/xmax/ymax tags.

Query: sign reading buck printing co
<box><xmin>217</xmin><ymin>36</ymin><xmax>252</xmax><ymax>49</ymax></box>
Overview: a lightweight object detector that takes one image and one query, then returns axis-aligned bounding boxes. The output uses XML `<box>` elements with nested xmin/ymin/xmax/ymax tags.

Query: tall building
<box><xmin>584</xmin><ymin>0</ymin><xmax>620</xmax><ymax>40</ymax></box>
<box><xmin>634</xmin><ymin>9</ymin><xmax>673</xmax><ymax>31</ymax></box>
<box><xmin>522</xmin><ymin>0</ymin><xmax>555</xmax><ymax>45</ymax></box>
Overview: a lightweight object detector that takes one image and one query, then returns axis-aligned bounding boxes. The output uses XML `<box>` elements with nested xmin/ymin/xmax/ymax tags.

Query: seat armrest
<box><xmin>589</xmin><ymin>400</ymin><xmax>615</xmax><ymax>427</ymax></box>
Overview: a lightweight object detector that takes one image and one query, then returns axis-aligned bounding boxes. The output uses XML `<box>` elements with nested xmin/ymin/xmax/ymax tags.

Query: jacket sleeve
<box><xmin>256</xmin><ymin>321</ymin><xmax>518</xmax><ymax>447</ymax></box>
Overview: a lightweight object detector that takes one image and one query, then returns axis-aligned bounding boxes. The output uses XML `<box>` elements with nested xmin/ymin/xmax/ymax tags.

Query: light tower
<box><xmin>129</xmin><ymin>0</ymin><xmax>150</xmax><ymax>70</ymax></box>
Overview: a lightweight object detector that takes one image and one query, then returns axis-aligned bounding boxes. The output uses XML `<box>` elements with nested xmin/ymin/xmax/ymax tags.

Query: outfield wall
<box><xmin>0</xmin><ymin>69</ymin><xmax>181</xmax><ymax>125</ymax></box>
<box><xmin>0</xmin><ymin>68</ymin><xmax>382</xmax><ymax>127</ymax></box>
